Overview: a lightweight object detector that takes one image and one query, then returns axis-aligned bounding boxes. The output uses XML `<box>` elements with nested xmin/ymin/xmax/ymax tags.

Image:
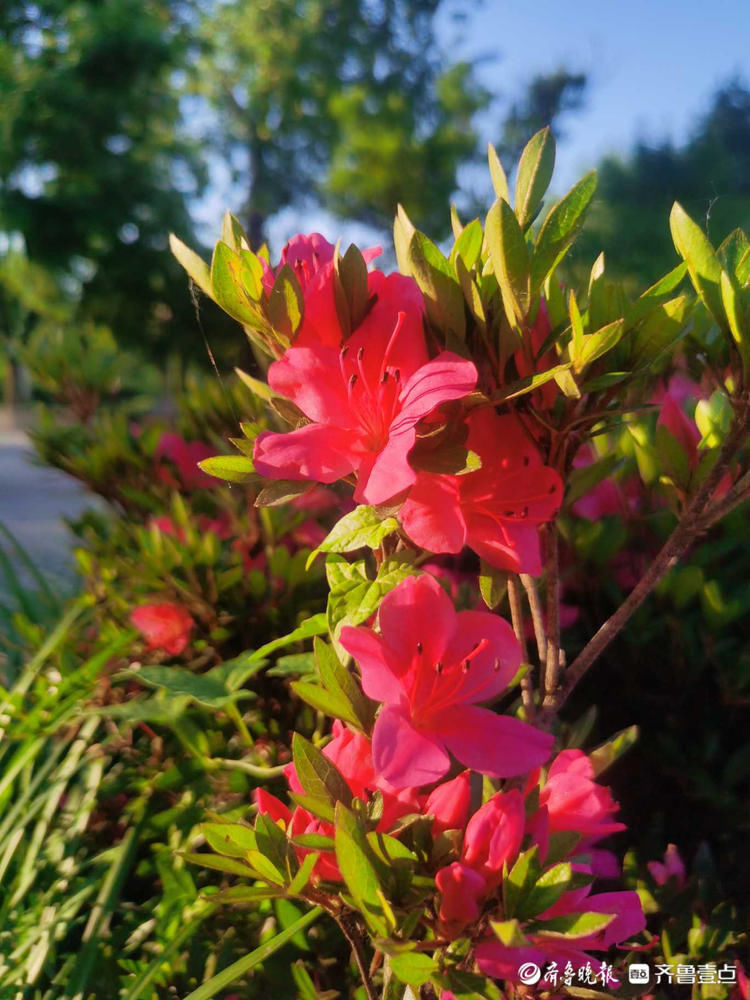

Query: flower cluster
<box><xmin>253</xmin><ymin>234</ymin><xmax>562</xmax><ymax>574</ymax></box>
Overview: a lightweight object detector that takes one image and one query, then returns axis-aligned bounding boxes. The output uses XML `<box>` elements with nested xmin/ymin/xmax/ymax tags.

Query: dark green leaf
<box><xmin>532</xmin><ymin>171</ymin><xmax>597</xmax><ymax>291</ymax></box>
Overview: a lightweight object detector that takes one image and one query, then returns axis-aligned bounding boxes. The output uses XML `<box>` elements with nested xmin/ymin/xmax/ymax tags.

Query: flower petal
<box><xmin>254</xmin><ymin>424</ymin><xmax>357</xmax><ymax>483</ymax></box>
<box><xmin>392</xmin><ymin>353</ymin><xmax>477</xmax><ymax>431</ymax></box>
<box><xmin>400</xmin><ymin>474</ymin><xmax>467</xmax><ymax>554</ymax></box>
<box><xmin>444</xmin><ymin>610</ymin><xmax>521</xmax><ymax>699</ymax></box>
<box><xmin>437</xmin><ymin>706</ymin><xmax>553</xmax><ymax>777</ymax></box>
<box><xmin>372</xmin><ymin>704</ymin><xmax>450</xmax><ymax>788</ymax></box>
<box><xmin>339</xmin><ymin>626</ymin><xmax>405</xmax><ymax>702</ymax></box>
<box><xmin>377</xmin><ymin>574</ymin><xmax>456</xmax><ymax>671</ymax></box>
<box><xmin>267</xmin><ymin>346</ymin><xmax>349</xmax><ymax>423</ymax></box>
<box><xmin>466</xmin><ymin>513</ymin><xmax>542</xmax><ymax>575</ymax></box>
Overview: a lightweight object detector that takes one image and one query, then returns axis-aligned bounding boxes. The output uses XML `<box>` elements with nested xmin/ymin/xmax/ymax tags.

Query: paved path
<box><xmin>0</xmin><ymin>423</ymin><xmax>95</xmax><ymax>592</ymax></box>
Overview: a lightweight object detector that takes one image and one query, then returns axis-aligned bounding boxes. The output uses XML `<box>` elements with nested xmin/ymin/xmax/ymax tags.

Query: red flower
<box><xmin>538</xmin><ymin>749</ymin><xmax>626</xmax><ymax>839</ymax></box>
<box><xmin>254</xmin><ymin>276</ymin><xmax>477</xmax><ymax>504</ymax></box>
<box><xmin>400</xmin><ymin>408</ymin><xmax>562</xmax><ymax>575</ymax></box>
<box><xmin>435</xmin><ymin>862</ymin><xmax>487</xmax><ymax>936</ymax></box>
<box><xmin>475</xmin><ymin>889</ymin><xmax>645</xmax><ymax>983</ymax></box>
<box><xmin>155</xmin><ymin>433</ymin><xmax>215</xmax><ymax>491</ymax></box>
<box><xmin>461</xmin><ymin>790</ymin><xmax>525</xmax><ymax>889</ymax></box>
<box><xmin>340</xmin><ymin>574</ymin><xmax>553</xmax><ymax>788</ymax></box>
<box><xmin>131</xmin><ymin>603</ymin><xmax>194</xmax><ymax>655</ymax></box>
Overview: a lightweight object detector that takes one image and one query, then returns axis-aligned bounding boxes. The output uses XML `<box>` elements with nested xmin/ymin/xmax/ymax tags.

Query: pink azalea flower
<box><xmin>475</xmin><ymin>889</ymin><xmax>645</xmax><ymax>982</ymax></box>
<box><xmin>339</xmin><ymin>574</ymin><xmax>553</xmax><ymax>788</ymax></box>
<box><xmin>425</xmin><ymin>771</ymin><xmax>472</xmax><ymax>835</ymax></box>
<box><xmin>647</xmin><ymin>843</ymin><xmax>686</xmax><ymax>888</ymax></box>
<box><xmin>155</xmin><ymin>433</ymin><xmax>216</xmax><ymax>491</ymax></box>
<box><xmin>435</xmin><ymin>862</ymin><xmax>487</xmax><ymax>935</ymax></box>
<box><xmin>461</xmin><ymin>790</ymin><xmax>525</xmax><ymax>890</ymax></box>
<box><xmin>260</xmin><ymin>232</ymin><xmax>381</xmax><ymax>299</ymax></box>
<box><xmin>400</xmin><ymin>408</ymin><xmax>562</xmax><ymax>575</ymax></box>
<box><xmin>538</xmin><ymin>749</ymin><xmax>626</xmax><ymax>839</ymax></box>
<box><xmin>131</xmin><ymin>602</ymin><xmax>194</xmax><ymax>655</ymax></box>
<box><xmin>254</xmin><ymin>286</ymin><xmax>477</xmax><ymax>504</ymax></box>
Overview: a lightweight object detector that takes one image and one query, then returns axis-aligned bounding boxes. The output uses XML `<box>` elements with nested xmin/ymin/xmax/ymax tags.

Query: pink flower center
<box><xmin>338</xmin><ymin>312</ymin><xmax>407</xmax><ymax>449</ymax></box>
<box><xmin>409</xmin><ymin>637</ymin><xmax>503</xmax><ymax>726</ymax></box>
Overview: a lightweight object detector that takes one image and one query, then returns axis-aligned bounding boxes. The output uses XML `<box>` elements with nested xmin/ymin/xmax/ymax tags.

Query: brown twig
<box><xmin>542</xmin><ymin>523</ymin><xmax>561</xmax><ymax>703</ymax></box>
<box><xmin>541</xmin><ymin>405</ymin><xmax>750</xmax><ymax>721</ymax></box>
<box><xmin>520</xmin><ymin>573</ymin><xmax>547</xmax><ymax>665</ymax></box>
<box><xmin>337</xmin><ymin>912</ymin><xmax>378</xmax><ymax>1000</ymax></box>
<box><xmin>507</xmin><ymin>576</ymin><xmax>535</xmax><ymax>721</ymax></box>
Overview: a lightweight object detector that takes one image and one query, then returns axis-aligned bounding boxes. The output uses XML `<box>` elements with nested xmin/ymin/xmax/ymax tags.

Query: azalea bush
<box><xmin>163</xmin><ymin>128</ymin><xmax>750</xmax><ymax>998</ymax></box>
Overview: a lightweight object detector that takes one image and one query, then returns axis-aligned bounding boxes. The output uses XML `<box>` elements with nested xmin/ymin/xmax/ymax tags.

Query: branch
<box><xmin>541</xmin><ymin>407</ymin><xmax>750</xmax><ymax>720</ymax></box>
<box><xmin>520</xmin><ymin>573</ymin><xmax>547</xmax><ymax>665</ymax></box>
<box><xmin>542</xmin><ymin>523</ymin><xmax>562</xmax><ymax>702</ymax></box>
<box><xmin>507</xmin><ymin>576</ymin><xmax>535</xmax><ymax>721</ymax></box>
<box><xmin>337</xmin><ymin>913</ymin><xmax>378</xmax><ymax>1000</ymax></box>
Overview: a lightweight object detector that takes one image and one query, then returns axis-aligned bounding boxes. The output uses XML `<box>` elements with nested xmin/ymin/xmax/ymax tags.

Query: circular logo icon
<box><xmin>518</xmin><ymin>962</ymin><xmax>542</xmax><ymax>985</ymax></box>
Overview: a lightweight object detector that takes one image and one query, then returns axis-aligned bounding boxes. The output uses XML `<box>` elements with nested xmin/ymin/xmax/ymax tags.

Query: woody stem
<box><xmin>507</xmin><ymin>576</ymin><xmax>535</xmax><ymax>721</ymax></box>
<box><xmin>541</xmin><ymin>401</ymin><xmax>750</xmax><ymax>722</ymax></box>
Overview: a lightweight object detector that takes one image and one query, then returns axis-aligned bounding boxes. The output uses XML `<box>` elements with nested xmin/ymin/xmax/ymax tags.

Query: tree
<box><xmin>497</xmin><ymin>68</ymin><xmax>587</xmax><ymax>167</ymax></box>
<box><xmin>0</xmin><ymin>0</ymin><xmax>206</xmax><ymax>352</ymax></box>
<box><xmin>577</xmin><ymin>80</ymin><xmax>750</xmax><ymax>287</ymax></box>
<box><xmin>190</xmin><ymin>0</ymin><xmax>489</xmax><ymax>245</ymax></box>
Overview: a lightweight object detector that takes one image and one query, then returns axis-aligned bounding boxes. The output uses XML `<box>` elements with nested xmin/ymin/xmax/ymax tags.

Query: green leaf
<box><xmin>655</xmin><ymin>423</ymin><xmax>692</xmax><ymax>490</ymax></box>
<box><xmin>478</xmin><ymin>561</ymin><xmax>508</xmax><ymax>610</ymax></box>
<box><xmin>532</xmin><ymin>171</ymin><xmax>597</xmax><ymax>291</ymax></box>
<box><xmin>326</xmin><ymin>554</ymin><xmax>416</xmax><ymax>652</ymax></box>
<box><xmin>335</xmin><ymin>244</ymin><xmax>371</xmax><ymax>333</ymax></box>
<box><xmin>486</xmin><ymin>198</ymin><xmax>531</xmax><ymax>325</ymax></box>
<box><xmin>394</xmin><ymin>203</ymin><xmax>417</xmax><ymax>276</ymax></box>
<box><xmin>720</xmin><ymin>270</ymin><xmax>750</xmax><ymax>375</ymax></box>
<box><xmin>309</xmin><ymin>506</ymin><xmax>399</xmax><ymax>567</ymax></box>
<box><xmin>334</xmin><ymin>804</ymin><xmax>390</xmax><ymax>936</ymax></box>
<box><xmin>514</xmin><ymin>127</ymin><xmax>556</xmax><ymax>230</ymax></box>
<box><xmin>520</xmin><ymin>862</ymin><xmax>573</xmax><ymax>917</ymax></box>
<box><xmin>292</xmin><ymin>734</ymin><xmax>352</xmax><ymax>810</ymax></box>
<box><xmin>198</xmin><ymin>454</ymin><xmax>258</xmax><ymax>485</ymax></box>
<box><xmin>221</xmin><ymin>211</ymin><xmax>248</xmax><ymax>252</ymax></box>
<box><xmin>287</xmin><ymin>851</ymin><xmax>320</xmax><ymax>896</ymax></box>
<box><xmin>566</xmin><ymin>454</ymin><xmax>620</xmax><ymax>507</ymax></box>
<box><xmin>493</xmin><ymin>363</ymin><xmax>572</xmax><ymax>403</ymax></box>
<box><xmin>669</xmin><ymin>202</ymin><xmax>724</xmax><ymax>326</ymax></box>
<box><xmin>234</xmin><ymin>367</ymin><xmax>277</xmax><ymax>401</ymax></box>
<box><xmin>211</xmin><ymin>242</ymin><xmax>266</xmax><ymax>328</ymax></box>
<box><xmin>134</xmin><ymin>666</ymin><xmax>247</xmax><ymax>709</ymax></box>
<box><xmin>503</xmin><ymin>845</ymin><xmax>540</xmax><ymax>919</ymax></box>
<box><xmin>170</xmin><ymin>234</ymin><xmax>212</xmax><ymax>297</ymax></box>
<box><xmin>589</xmin><ymin>725</ymin><xmax>639</xmax><ymax>776</ymax></box>
<box><xmin>535</xmin><ymin>911</ymin><xmax>616</xmax><ymax>939</ymax></box>
<box><xmin>490</xmin><ymin>918</ymin><xmax>531</xmax><ymax>947</ymax></box>
<box><xmin>202</xmin><ymin>822</ymin><xmax>257</xmax><ymax>858</ymax></box>
<box><xmin>568</xmin><ymin>288</ymin><xmax>584</xmax><ymax>361</ymax></box>
<box><xmin>255</xmin><ymin>479</ymin><xmax>311</xmax><ymax>507</ymax></box>
<box><xmin>451</xmin><ymin>218</ymin><xmax>483</xmax><ymax>272</ymax></box>
<box><xmin>407</xmin><ymin>232</ymin><xmax>466</xmax><ymax>340</ymax></box>
<box><xmin>315</xmin><ymin>638</ymin><xmax>375</xmax><ymax>730</ymax></box>
<box><xmin>181</xmin><ymin>852</ymin><xmax>254</xmax><ymax>879</ymax></box>
<box><xmin>574</xmin><ymin>320</ymin><xmax>625</xmax><ymax>374</ymax></box>
<box><xmin>390</xmin><ymin>952</ymin><xmax>439</xmax><ymax>987</ymax></box>
<box><xmin>291</xmin><ymin>680</ymin><xmax>360</xmax><ymax>726</ymax></box>
<box><xmin>695</xmin><ymin>389</ymin><xmax>732</xmax><ymax>448</ymax></box>
<box><xmin>267</xmin><ymin>263</ymin><xmax>304</xmax><ymax>339</ymax></box>
<box><xmin>488</xmin><ymin>143</ymin><xmax>510</xmax><ymax>204</ymax></box>
<box><xmin>630</xmin><ymin>294</ymin><xmax>692</xmax><ymax>368</ymax></box>
<box><xmin>249</xmin><ymin>613</ymin><xmax>328</xmax><ymax>661</ymax></box>
<box><xmin>182</xmin><ymin>907</ymin><xmax>323</xmax><ymax>1000</ymax></box>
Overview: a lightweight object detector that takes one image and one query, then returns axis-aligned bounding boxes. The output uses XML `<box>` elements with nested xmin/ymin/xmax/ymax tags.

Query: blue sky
<box><xmin>195</xmin><ymin>0</ymin><xmax>750</xmax><ymax>249</ymax></box>
<box><xmin>451</xmin><ymin>0</ymin><xmax>750</xmax><ymax>191</ymax></box>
